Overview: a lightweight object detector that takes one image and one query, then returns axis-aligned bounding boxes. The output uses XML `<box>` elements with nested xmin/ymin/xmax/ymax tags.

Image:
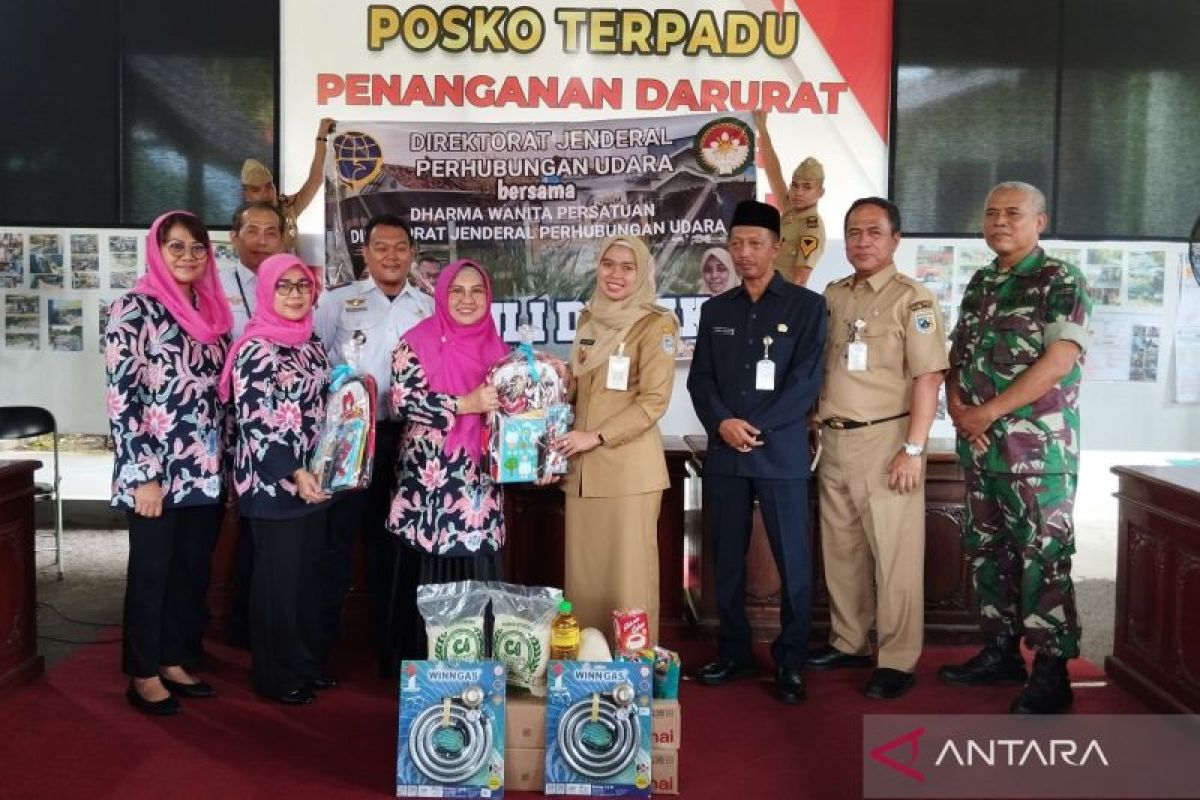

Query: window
<box><xmin>0</xmin><ymin>0</ymin><xmax>277</xmax><ymax>228</ymax></box>
<box><xmin>893</xmin><ymin>0</ymin><xmax>1200</xmax><ymax>239</ymax></box>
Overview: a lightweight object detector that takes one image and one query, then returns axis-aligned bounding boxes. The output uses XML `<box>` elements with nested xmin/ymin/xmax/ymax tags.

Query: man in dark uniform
<box><xmin>687</xmin><ymin>200</ymin><xmax>828</xmax><ymax>704</ymax></box>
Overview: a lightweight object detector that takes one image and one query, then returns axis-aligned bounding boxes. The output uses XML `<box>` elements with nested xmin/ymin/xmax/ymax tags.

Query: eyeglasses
<box><xmin>275</xmin><ymin>279</ymin><xmax>315</xmax><ymax>296</ymax></box>
<box><xmin>165</xmin><ymin>240</ymin><xmax>209</xmax><ymax>259</ymax></box>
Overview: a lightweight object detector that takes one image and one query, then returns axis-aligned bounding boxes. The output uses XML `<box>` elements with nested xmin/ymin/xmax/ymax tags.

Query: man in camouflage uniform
<box><xmin>939</xmin><ymin>182</ymin><xmax>1091</xmax><ymax>715</ymax></box>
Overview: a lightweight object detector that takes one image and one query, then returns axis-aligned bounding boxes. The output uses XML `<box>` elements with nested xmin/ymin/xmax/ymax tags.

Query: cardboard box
<box><xmin>652</xmin><ymin>748</ymin><xmax>680</xmax><ymax>795</ymax></box>
<box><xmin>506</xmin><ymin>694</ymin><xmax>547</xmax><ymax>749</ymax></box>
<box><xmin>651</xmin><ymin>699</ymin><xmax>681</xmax><ymax>750</ymax></box>
<box><xmin>505</xmin><ymin>747</ymin><xmax>545</xmax><ymax>792</ymax></box>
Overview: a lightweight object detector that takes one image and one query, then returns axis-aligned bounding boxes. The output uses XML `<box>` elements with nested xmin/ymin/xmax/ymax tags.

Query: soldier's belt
<box><xmin>821</xmin><ymin>411</ymin><xmax>909</xmax><ymax>430</ymax></box>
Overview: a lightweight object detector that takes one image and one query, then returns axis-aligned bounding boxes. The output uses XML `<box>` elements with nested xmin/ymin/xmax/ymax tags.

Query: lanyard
<box><xmin>235</xmin><ymin>270</ymin><xmax>253</xmax><ymax>316</ymax></box>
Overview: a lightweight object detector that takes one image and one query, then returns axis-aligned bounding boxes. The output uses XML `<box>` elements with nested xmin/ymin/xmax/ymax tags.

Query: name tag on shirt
<box><xmin>847</xmin><ymin>341</ymin><xmax>868</xmax><ymax>372</ymax></box>
<box><xmin>714</xmin><ymin>326</ymin><xmax>736</xmax><ymax>336</ymax></box>
<box><xmin>606</xmin><ymin>353</ymin><xmax>630</xmax><ymax>391</ymax></box>
<box><xmin>755</xmin><ymin>359</ymin><xmax>775</xmax><ymax>391</ymax></box>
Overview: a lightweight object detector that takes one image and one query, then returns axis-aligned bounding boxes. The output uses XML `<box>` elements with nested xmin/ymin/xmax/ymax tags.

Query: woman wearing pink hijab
<box><xmin>382</xmin><ymin>259</ymin><xmax>507</xmax><ymax>668</ymax></box>
<box><xmin>221</xmin><ymin>253</ymin><xmax>332</xmax><ymax>705</ymax></box>
<box><xmin>105</xmin><ymin>210</ymin><xmax>233</xmax><ymax>715</ymax></box>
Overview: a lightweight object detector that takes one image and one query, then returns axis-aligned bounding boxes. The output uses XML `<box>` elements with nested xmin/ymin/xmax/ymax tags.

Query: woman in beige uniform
<box><xmin>552</xmin><ymin>236</ymin><xmax>679</xmax><ymax>642</ymax></box>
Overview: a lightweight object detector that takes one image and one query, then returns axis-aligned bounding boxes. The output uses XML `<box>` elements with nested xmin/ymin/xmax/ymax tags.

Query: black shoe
<box><xmin>308</xmin><ymin>674</ymin><xmax>338</xmax><ymax>691</ymax></box>
<box><xmin>695</xmin><ymin>658</ymin><xmax>757</xmax><ymax>686</ymax></box>
<box><xmin>1010</xmin><ymin>653</ymin><xmax>1073</xmax><ymax>714</ymax></box>
<box><xmin>775</xmin><ymin>666</ymin><xmax>806</xmax><ymax>704</ymax></box>
<box><xmin>865</xmin><ymin>668</ymin><xmax>915</xmax><ymax>700</ymax></box>
<box><xmin>126</xmin><ymin>682</ymin><xmax>180</xmax><ymax>716</ymax></box>
<box><xmin>805</xmin><ymin>645</ymin><xmax>874</xmax><ymax>671</ymax></box>
<box><xmin>938</xmin><ymin>636</ymin><xmax>1028</xmax><ymax>686</ymax></box>
<box><xmin>275</xmin><ymin>687</ymin><xmax>316</xmax><ymax>705</ymax></box>
<box><xmin>160</xmin><ymin>677</ymin><xmax>216</xmax><ymax>699</ymax></box>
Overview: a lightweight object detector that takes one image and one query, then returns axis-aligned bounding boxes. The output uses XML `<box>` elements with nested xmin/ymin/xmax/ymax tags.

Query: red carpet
<box><xmin>0</xmin><ymin>635</ymin><xmax>1151</xmax><ymax>799</ymax></box>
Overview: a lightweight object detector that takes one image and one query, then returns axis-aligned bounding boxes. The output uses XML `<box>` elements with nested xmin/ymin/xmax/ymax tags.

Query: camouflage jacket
<box><xmin>949</xmin><ymin>248</ymin><xmax>1091</xmax><ymax>474</ymax></box>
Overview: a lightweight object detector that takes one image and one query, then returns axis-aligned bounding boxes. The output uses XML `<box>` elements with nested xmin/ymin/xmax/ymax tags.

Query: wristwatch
<box><xmin>902</xmin><ymin>441</ymin><xmax>924</xmax><ymax>457</ymax></box>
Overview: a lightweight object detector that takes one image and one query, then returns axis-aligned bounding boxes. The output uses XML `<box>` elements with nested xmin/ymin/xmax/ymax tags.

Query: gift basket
<box><xmin>483</xmin><ymin>342</ymin><xmax>572</xmax><ymax>484</ymax></box>
<box><xmin>309</xmin><ymin>342</ymin><xmax>377</xmax><ymax>493</ymax></box>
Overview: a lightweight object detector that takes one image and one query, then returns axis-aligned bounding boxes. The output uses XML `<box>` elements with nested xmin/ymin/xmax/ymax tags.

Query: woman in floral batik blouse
<box><xmin>105</xmin><ymin>210</ymin><xmax>233</xmax><ymax>716</ymax></box>
<box><xmin>220</xmin><ymin>253</ymin><xmax>332</xmax><ymax>706</ymax></box>
<box><xmin>382</xmin><ymin>259</ymin><xmax>508</xmax><ymax>667</ymax></box>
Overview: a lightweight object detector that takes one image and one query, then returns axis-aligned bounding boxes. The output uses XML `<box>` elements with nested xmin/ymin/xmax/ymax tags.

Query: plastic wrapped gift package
<box><xmin>484</xmin><ymin>344</ymin><xmax>572</xmax><ymax>484</ymax></box>
<box><xmin>309</xmin><ymin>365</ymin><xmax>377</xmax><ymax>493</ymax></box>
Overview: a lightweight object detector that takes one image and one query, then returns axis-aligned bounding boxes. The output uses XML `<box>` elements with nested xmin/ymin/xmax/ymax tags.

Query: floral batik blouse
<box><xmin>231</xmin><ymin>338</ymin><xmax>330</xmax><ymax>520</ymax></box>
<box><xmin>386</xmin><ymin>340</ymin><xmax>504</xmax><ymax>556</ymax></box>
<box><xmin>105</xmin><ymin>293</ymin><xmax>227</xmax><ymax>510</ymax></box>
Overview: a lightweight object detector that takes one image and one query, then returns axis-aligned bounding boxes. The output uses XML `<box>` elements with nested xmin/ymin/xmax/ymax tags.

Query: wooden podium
<box><xmin>0</xmin><ymin>460</ymin><xmax>45</xmax><ymax>696</ymax></box>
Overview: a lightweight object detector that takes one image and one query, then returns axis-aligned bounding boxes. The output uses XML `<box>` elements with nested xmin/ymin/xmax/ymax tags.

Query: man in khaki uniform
<box><xmin>753</xmin><ymin>110</ymin><xmax>826</xmax><ymax>285</ymax></box>
<box><xmin>808</xmin><ymin>197</ymin><xmax>947</xmax><ymax>700</ymax></box>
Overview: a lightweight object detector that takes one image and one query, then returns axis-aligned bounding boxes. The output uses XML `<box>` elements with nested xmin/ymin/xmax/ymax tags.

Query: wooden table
<box><xmin>1106</xmin><ymin>465</ymin><xmax>1200</xmax><ymax>713</ymax></box>
<box><xmin>0</xmin><ymin>460</ymin><xmax>45</xmax><ymax>695</ymax></box>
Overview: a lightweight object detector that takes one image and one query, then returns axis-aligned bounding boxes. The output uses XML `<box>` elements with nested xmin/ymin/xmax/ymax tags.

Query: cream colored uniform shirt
<box><xmin>819</xmin><ymin>264</ymin><xmax>948</xmax><ymax>422</ymax></box>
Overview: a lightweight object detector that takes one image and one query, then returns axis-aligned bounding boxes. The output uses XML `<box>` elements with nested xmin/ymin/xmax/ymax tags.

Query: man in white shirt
<box><xmin>313</xmin><ymin>213</ymin><xmax>433</xmax><ymax>676</ymax></box>
<box><xmin>220</xmin><ymin>202</ymin><xmax>286</xmax><ymax>338</ymax></box>
<box><xmin>219</xmin><ymin>201</ymin><xmax>287</xmax><ymax>650</ymax></box>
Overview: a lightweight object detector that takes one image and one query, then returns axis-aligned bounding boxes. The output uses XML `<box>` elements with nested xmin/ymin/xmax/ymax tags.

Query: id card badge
<box><xmin>756</xmin><ymin>335</ymin><xmax>776</xmax><ymax>390</ymax></box>
<box><xmin>606</xmin><ymin>342</ymin><xmax>630</xmax><ymax>391</ymax></box>
<box><xmin>847</xmin><ymin>340</ymin><xmax>868</xmax><ymax>372</ymax></box>
<box><xmin>755</xmin><ymin>359</ymin><xmax>775</xmax><ymax>390</ymax></box>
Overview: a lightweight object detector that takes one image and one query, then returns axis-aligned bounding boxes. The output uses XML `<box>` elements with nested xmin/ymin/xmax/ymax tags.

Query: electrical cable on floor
<box><xmin>36</xmin><ymin>601</ymin><xmax>119</xmax><ymax>627</ymax></box>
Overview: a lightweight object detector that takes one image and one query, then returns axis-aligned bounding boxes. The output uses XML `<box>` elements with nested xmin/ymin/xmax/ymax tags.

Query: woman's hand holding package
<box><xmin>458</xmin><ymin>384</ymin><xmax>499</xmax><ymax>415</ymax></box>
<box><xmin>552</xmin><ymin>430</ymin><xmax>603</xmax><ymax>458</ymax></box>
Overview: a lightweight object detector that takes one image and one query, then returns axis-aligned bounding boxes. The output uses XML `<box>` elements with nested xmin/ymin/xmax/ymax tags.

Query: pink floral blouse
<box><xmin>104</xmin><ymin>293</ymin><xmax>227</xmax><ymax>510</ymax></box>
<box><xmin>230</xmin><ymin>337</ymin><xmax>330</xmax><ymax>519</ymax></box>
<box><xmin>386</xmin><ymin>340</ymin><xmax>504</xmax><ymax>556</ymax></box>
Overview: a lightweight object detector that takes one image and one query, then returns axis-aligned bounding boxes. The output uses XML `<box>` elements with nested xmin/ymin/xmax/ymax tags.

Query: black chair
<box><xmin>0</xmin><ymin>406</ymin><xmax>64</xmax><ymax>579</ymax></box>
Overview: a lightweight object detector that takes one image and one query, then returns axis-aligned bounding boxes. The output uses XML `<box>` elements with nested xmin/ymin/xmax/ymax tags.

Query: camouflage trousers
<box><xmin>964</xmin><ymin>470</ymin><xmax>1081</xmax><ymax>658</ymax></box>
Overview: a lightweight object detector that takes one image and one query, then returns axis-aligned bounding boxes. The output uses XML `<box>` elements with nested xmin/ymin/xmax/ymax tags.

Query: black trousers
<box><xmin>705</xmin><ymin>475</ymin><xmax>813</xmax><ymax>670</ymax></box>
<box><xmin>122</xmin><ymin>504</ymin><xmax>224</xmax><ymax>678</ymax></box>
<box><xmin>228</xmin><ymin>513</ymin><xmax>254</xmax><ymax>647</ymax></box>
<box><xmin>250</xmin><ymin>510</ymin><xmax>327</xmax><ymax>697</ymax></box>
<box><xmin>317</xmin><ymin>419</ymin><xmax>402</xmax><ymax>665</ymax></box>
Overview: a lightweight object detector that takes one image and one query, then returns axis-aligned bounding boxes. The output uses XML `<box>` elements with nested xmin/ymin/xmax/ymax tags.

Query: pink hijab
<box><xmin>134</xmin><ymin>211</ymin><xmax>233</xmax><ymax>344</ymax></box>
<box><xmin>403</xmin><ymin>259</ymin><xmax>508</xmax><ymax>463</ymax></box>
<box><xmin>218</xmin><ymin>254</ymin><xmax>321</xmax><ymax>402</ymax></box>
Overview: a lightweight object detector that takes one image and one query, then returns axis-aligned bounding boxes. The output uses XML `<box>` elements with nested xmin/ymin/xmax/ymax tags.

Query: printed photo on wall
<box><xmin>1085</xmin><ymin>248</ymin><xmax>1124</xmax><ymax>307</ymax></box>
<box><xmin>1126</xmin><ymin>250</ymin><xmax>1166</xmax><ymax>308</ymax></box>
<box><xmin>0</xmin><ymin>232</ymin><xmax>23</xmax><ymax>288</ymax></box>
<box><xmin>108</xmin><ymin>235</ymin><xmax>140</xmax><ymax>289</ymax></box>
<box><xmin>70</xmin><ymin>234</ymin><xmax>101</xmax><ymax>289</ymax></box>
<box><xmin>1129</xmin><ymin>323</ymin><xmax>1161</xmax><ymax>382</ymax></box>
<box><xmin>915</xmin><ymin>245</ymin><xmax>953</xmax><ymax>302</ymax></box>
<box><xmin>5</xmin><ymin>293</ymin><xmax>41</xmax><ymax>350</ymax></box>
<box><xmin>99</xmin><ymin>298</ymin><xmax>112</xmax><ymax>353</ymax></box>
<box><xmin>48</xmin><ymin>299</ymin><xmax>84</xmax><ymax>352</ymax></box>
<box><xmin>29</xmin><ymin>234</ymin><xmax>64</xmax><ymax>289</ymax></box>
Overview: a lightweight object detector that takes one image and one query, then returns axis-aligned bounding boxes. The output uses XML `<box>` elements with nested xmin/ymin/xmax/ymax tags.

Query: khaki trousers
<box><xmin>564</xmin><ymin>491</ymin><xmax>662</xmax><ymax>643</ymax></box>
<box><xmin>817</xmin><ymin>417</ymin><xmax>925</xmax><ymax>672</ymax></box>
